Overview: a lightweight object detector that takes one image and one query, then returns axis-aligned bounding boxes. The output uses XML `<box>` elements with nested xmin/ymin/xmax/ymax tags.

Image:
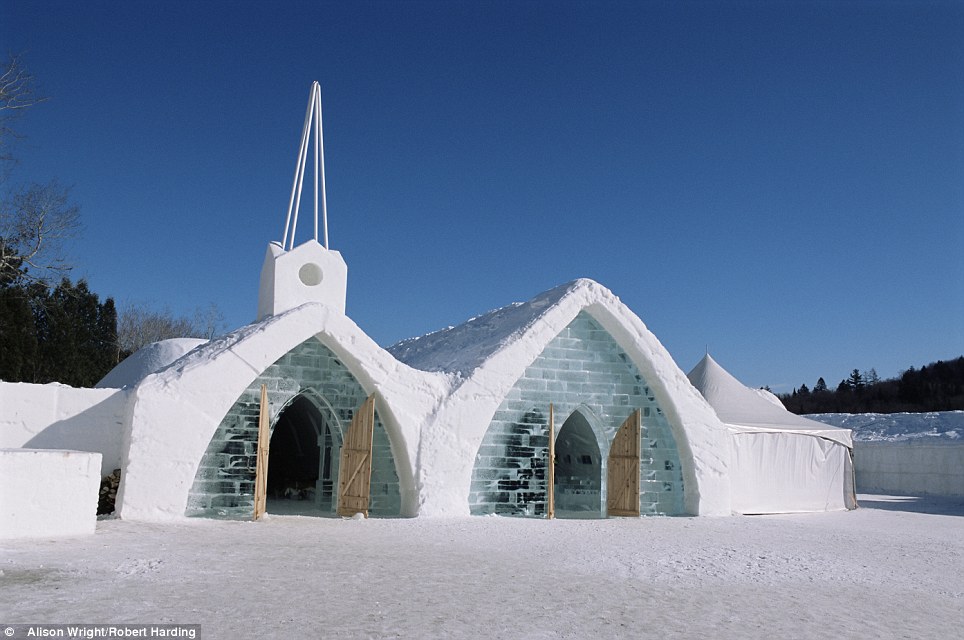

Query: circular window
<box><xmin>298</xmin><ymin>263</ymin><xmax>323</xmax><ymax>286</ymax></box>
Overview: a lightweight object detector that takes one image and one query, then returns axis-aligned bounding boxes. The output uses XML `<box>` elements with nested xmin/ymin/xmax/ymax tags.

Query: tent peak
<box><xmin>687</xmin><ymin>353</ymin><xmax>853</xmax><ymax>447</ymax></box>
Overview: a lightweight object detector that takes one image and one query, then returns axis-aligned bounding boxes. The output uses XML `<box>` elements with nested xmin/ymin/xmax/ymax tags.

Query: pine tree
<box><xmin>0</xmin><ymin>285</ymin><xmax>37</xmax><ymax>380</ymax></box>
<box><xmin>1</xmin><ymin>277</ymin><xmax>119</xmax><ymax>386</ymax></box>
<box><xmin>848</xmin><ymin>369</ymin><xmax>864</xmax><ymax>390</ymax></box>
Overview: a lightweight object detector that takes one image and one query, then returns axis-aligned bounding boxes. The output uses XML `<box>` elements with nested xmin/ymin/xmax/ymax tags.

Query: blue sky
<box><xmin>3</xmin><ymin>0</ymin><xmax>962</xmax><ymax>391</ymax></box>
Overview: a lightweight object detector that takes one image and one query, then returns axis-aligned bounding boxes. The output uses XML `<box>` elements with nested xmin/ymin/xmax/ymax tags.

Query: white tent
<box><xmin>688</xmin><ymin>354</ymin><xmax>857</xmax><ymax>514</ymax></box>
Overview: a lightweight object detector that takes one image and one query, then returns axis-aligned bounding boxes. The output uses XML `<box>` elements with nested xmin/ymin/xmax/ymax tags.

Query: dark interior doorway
<box><xmin>266</xmin><ymin>395</ymin><xmax>337</xmax><ymax>515</ymax></box>
<box><xmin>553</xmin><ymin>411</ymin><xmax>603</xmax><ymax>518</ymax></box>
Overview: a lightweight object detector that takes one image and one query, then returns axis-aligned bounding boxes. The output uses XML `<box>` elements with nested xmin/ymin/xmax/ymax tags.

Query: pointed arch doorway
<box><xmin>553</xmin><ymin>409</ymin><xmax>604</xmax><ymax>518</ymax></box>
<box><xmin>266</xmin><ymin>394</ymin><xmax>340</xmax><ymax>515</ymax></box>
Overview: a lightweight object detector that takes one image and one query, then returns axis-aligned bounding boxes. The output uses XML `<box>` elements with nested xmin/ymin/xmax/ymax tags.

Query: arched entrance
<box><xmin>553</xmin><ymin>410</ymin><xmax>603</xmax><ymax>518</ymax></box>
<box><xmin>187</xmin><ymin>337</ymin><xmax>403</xmax><ymax>519</ymax></box>
<box><xmin>266</xmin><ymin>394</ymin><xmax>340</xmax><ymax>515</ymax></box>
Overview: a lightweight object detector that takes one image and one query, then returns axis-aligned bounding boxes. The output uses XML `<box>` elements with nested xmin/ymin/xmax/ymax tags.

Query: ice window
<box><xmin>299</xmin><ymin>262</ymin><xmax>323</xmax><ymax>286</ymax></box>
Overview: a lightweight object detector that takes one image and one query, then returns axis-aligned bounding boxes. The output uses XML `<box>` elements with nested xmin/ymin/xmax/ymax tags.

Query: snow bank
<box><xmin>0</xmin><ymin>448</ymin><xmax>101</xmax><ymax>539</ymax></box>
<box><xmin>808</xmin><ymin>411</ymin><xmax>963</xmax><ymax>442</ymax></box>
<box><xmin>96</xmin><ymin>338</ymin><xmax>208</xmax><ymax>389</ymax></box>
<box><xmin>0</xmin><ymin>382</ymin><xmax>129</xmax><ymax>475</ymax></box>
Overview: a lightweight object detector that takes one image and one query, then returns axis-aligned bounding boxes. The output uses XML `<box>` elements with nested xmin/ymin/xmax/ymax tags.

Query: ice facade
<box><xmin>186</xmin><ymin>337</ymin><xmax>401</xmax><ymax>518</ymax></box>
<box><xmin>469</xmin><ymin>312</ymin><xmax>685</xmax><ymax>517</ymax></box>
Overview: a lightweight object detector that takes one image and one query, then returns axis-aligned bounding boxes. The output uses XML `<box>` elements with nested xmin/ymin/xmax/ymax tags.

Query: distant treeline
<box><xmin>778</xmin><ymin>356</ymin><xmax>964</xmax><ymax>414</ymax></box>
<box><xmin>0</xmin><ymin>278</ymin><xmax>118</xmax><ymax>387</ymax></box>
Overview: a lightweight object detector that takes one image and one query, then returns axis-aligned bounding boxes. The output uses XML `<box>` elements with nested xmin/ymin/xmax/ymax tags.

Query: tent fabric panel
<box><xmin>725</xmin><ymin>422</ymin><xmax>853</xmax><ymax>448</ymax></box>
<box><xmin>730</xmin><ymin>432</ymin><xmax>850</xmax><ymax>514</ymax></box>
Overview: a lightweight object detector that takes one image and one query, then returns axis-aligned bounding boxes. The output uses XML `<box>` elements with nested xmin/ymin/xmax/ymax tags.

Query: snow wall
<box><xmin>854</xmin><ymin>441</ymin><xmax>964</xmax><ymax>497</ymax></box>
<box><xmin>0</xmin><ymin>382</ymin><xmax>129</xmax><ymax>475</ymax></box>
<box><xmin>0</xmin><ymin>448</ymin><xmax>102</xmax><ymax>539</ymax></box>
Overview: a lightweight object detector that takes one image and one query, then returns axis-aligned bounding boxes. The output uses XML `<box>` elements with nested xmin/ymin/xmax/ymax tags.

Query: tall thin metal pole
<box><xmin>317</xmin><ymin>84</ymin><xmax>329</xmax><ymax>249</ymax></box>
<box><xmin>283</xmin><ymin>81</ymin><xmax>330</xmax><ymax>251</ymax></box>
<box><xmin>313</xmin><ymin>83</ymin><xmax>319</xmax><ymax>244</ymax></box>
<box><xmin>290</xmin><ymin>96</ymin><xmax>313</xmax><ymax>250</ymax></box>
<box><xmin>283</xmin><ymin>85</ymin><xmax>315</xmax><ymax>249</ymax></box>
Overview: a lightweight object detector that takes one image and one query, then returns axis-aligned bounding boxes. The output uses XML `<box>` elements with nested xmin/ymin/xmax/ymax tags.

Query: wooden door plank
<box><xmin>253</xmin><ymin>384</ymin><xmax>270</xmax><ymax>521</ymax></box>
<box><xmin>607</xmin><ymin>409</ymin><xmax>641</xmax><ymax>517</ymax></box>
<box><xmin>547</xmin><ymin>403</ymin><xmax>555</xmax><ymax>520</ymax></box>
<box><xmin>336</xmin><ymin>394</ymin><xmax>376</xmax><ymax>518</ymax></box>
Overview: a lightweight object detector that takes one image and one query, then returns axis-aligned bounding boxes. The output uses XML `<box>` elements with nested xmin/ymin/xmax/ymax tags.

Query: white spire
<box><xmin>282</xmin><ymin>81</ymin><xmax>329</xmax><ymax>250</ymax></box>
<box><xmin>258</xmin><ymin>82</ymin><xmax>347</xmax><ymax>320</ymax></box>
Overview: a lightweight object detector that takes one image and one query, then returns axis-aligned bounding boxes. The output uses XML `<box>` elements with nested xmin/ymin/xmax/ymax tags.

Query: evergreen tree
<box><xmin>0</xmin><ymin>276</ymin><xmax>118</xmax><ymax>386</ymax></box>
<box><xmin>848</xmin><ymin>369</ymin><xmax>864</xmax><ymax>390</ymax></box>
<box><xmin>97</xmin><ymin>297</ymin><xmax>119</xmax><ymax>373</ymax></box>
<box><xmin>780</xmin><ymin>358</ymin><xmax>964</xmax><ymax>413</ymax></box>
<box><xmin>0</xmin><ymin>285</ymin><xmax>37</xmax><ymax>380</ymax></box>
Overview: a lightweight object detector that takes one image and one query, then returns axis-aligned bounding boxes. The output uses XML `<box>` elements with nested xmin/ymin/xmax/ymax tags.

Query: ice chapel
<box><xmin>1</xmin><ymin>84</ymin><xmax>855</xmax><ymax>536</ymax></box>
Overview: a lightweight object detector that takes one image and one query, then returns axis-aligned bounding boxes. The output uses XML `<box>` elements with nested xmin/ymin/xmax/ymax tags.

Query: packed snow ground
<box><xmin>3</xmin><ymin>495</ymin><xmax>963</xmax><ymax>639</ymax></box>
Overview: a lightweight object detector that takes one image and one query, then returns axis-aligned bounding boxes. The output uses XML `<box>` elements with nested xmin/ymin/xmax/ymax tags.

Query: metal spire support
<box><xmin>282</xmin><ymin>81</ymin><xmax>329</xmax><ymax>251</ymax></box>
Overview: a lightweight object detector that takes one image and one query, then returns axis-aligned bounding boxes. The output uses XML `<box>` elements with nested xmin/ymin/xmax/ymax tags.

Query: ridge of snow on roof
<box><xmin>388</xmin><ymin>280</ymin><xmax>588</xmax><ymax>376</ymax></box>
<box><xmin>96</xmin><ymin>338</ymin><xmax>209</xmax><ymax>388</ymax></box>
<box><xmin>688</xmin><ymin>353</ymin><xmax>852</xmax><ymax>447</ymax></box>
<box><xmin>132</xmin><ymin>305</ymin><xmax>328</xmax><ymax>388</ymax></box>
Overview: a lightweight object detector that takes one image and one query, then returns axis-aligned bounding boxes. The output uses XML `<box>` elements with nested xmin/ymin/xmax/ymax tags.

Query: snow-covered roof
<box><xmin>96</xmin><ymin>338</ymin><xmax>209</xmax><ymax>389</ymax></box>
<box><xmin>687</xmin><ymin>354</ymin><xmax>852</xmax><ymax>447</ymax></box>
<box><xmin>388</xmin><ymin>280</ymin><xmax>579</xmax><ymax>376</ymax></box>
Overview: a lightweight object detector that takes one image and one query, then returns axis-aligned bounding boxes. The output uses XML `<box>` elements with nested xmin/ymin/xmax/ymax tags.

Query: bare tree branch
<box><xmin>0</xmin><ymin>52</ymin><xmax>48</xmax><ymax>160</ymax></box>
<box><xmin>0</xmin><ymin>54</ymin><xmax>79</xmax><ymax>286</ymax></box>
<box><xmin>0</xmin><ymin>53</ymin><xmax>47</xmax><ymax>111</ymax></box>
<box><xmin>0</xmin><ymin>180</ymin><xmax>81</xmax><ymax>284</ymax></box>
<box><xmin>117</xmin><ymin>302</ymin><xmax>228</xmax><ymax>354</ymax></box>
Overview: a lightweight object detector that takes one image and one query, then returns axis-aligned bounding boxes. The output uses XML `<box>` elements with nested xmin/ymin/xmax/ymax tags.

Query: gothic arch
<box><xmin>186</xmin><ymin>337</ymin><xmax>402</xmax><ymax>518</ymax></box>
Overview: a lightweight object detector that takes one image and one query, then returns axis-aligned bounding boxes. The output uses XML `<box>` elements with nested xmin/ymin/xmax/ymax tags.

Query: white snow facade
<box><xmin>1</xmin><ymin>237</ymin><xmax>861</xmax><ymax>524</ymax></box>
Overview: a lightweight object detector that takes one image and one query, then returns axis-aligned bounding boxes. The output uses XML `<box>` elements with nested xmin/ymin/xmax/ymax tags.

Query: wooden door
<box><xmin>607</xmin><ymin>409</ymin><xmax>641</xmax><ymax>517</ymax></box>
<box><xmin>253</xmin><ymin>384</ymin><xmax>270</xmax><ymax>521</ymax></box>
<box><xmin>336</xmin><ymin>394</ymin><xmax>376</xmax><ymax>517</ymax></box>
<box><xmin>547</xmin><ymin>404</ymin><xmax>555</xmax><ymax>519</ymax></box>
